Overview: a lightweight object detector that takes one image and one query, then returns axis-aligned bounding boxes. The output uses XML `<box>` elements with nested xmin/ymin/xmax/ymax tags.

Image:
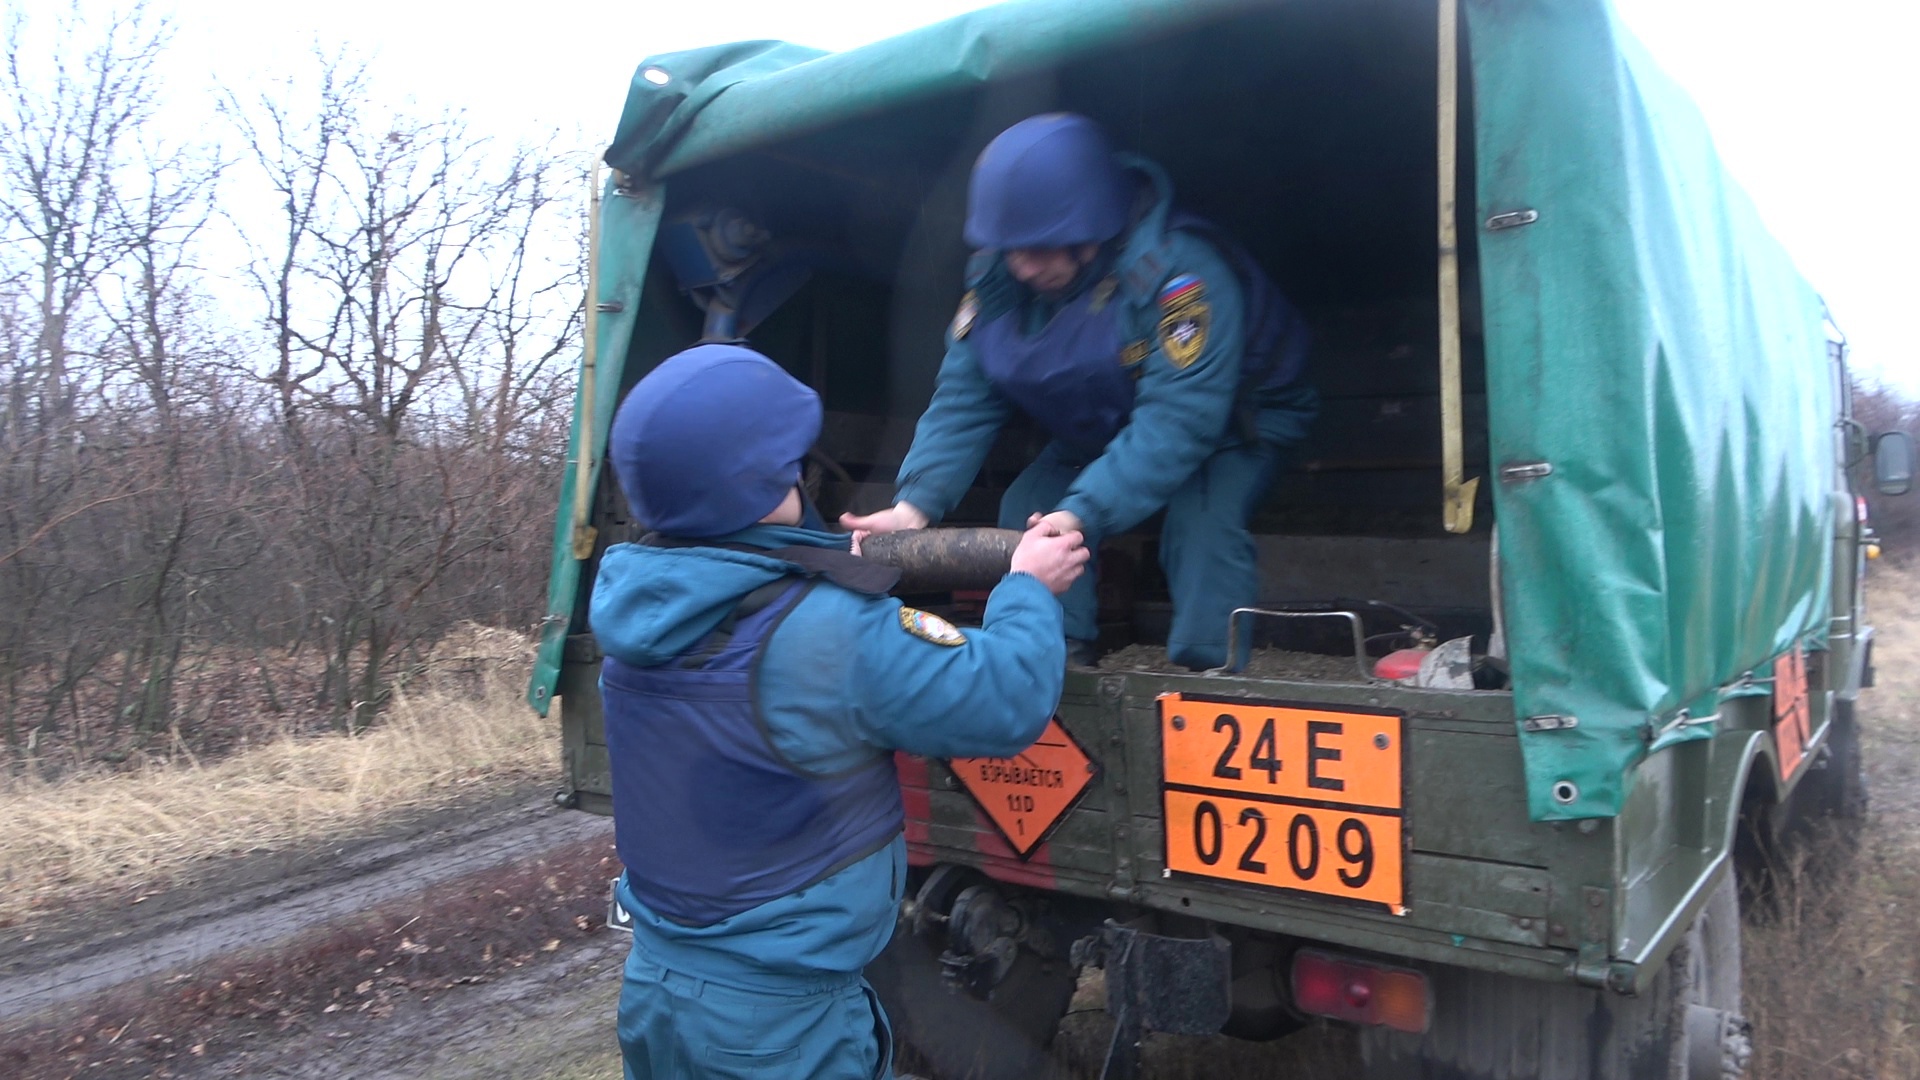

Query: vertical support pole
<box><xmin>1438</xmin><ymin>0</ymin><xmax>1479</xmax><ymax>534</ymax></box>
<box><xmin>572</xmin><ymin>159</ymin><xmax>604</xmax><ymax>560</ymax></box>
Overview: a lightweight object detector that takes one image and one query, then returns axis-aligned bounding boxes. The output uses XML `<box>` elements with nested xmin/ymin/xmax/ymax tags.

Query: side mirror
<box><xmin>1872</xmin><ymin>431</ymin><xmax>1914</xmax><ymax>496</ymax></box>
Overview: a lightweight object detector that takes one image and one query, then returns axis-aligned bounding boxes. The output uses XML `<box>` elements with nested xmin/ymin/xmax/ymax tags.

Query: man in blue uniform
<box><xmin>594</xmin><ymin>343</ymin><xmax>1088</xmax><ymax>1080</ymax></box>
<box><xmin>843</xmin><ymin>113</ymin><xmax>1318</xmax><ymax>670</ymax></box>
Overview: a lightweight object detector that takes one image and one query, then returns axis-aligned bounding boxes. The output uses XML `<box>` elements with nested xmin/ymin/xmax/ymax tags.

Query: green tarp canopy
<box><xmin>533</xmin><ymin>0</ymin><xmax>1836</xmax><ymax>821</ymax></box>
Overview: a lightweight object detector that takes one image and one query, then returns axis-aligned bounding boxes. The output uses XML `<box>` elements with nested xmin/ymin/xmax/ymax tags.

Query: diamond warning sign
<box><xmin>949</xmin><ymin>717</ymin><xmax>1098</xmax><ymax>858</ymax></box>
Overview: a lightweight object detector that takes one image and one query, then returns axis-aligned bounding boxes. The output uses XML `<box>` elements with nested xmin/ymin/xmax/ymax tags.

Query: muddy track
<box><xmin>0</xmin><ymin>790</ymin><xmax>613</xmax><ymax>1026</ymax></box>
<box><xmin>172</xmin><ymin>933</ymin><xmax>629</xmax><ymax>1080</ymax></box>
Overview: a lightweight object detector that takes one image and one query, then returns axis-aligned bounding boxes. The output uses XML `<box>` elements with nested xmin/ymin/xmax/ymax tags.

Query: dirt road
<box><xmin>1</xmin><ymin>781</ymin><xmax>1352</xmax><ymax>1080</ymax></box>
<box><xmin>0</xmin><ymin>789</ymin><xmax>626</xmax><ymax>1080</ymax></box>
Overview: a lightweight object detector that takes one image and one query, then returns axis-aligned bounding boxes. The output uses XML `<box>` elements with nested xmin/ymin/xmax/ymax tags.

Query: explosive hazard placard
<box><xmin>949</xmin><ymin>718</ymin><xmax>1099</xmax><ymax>858</ymax></box>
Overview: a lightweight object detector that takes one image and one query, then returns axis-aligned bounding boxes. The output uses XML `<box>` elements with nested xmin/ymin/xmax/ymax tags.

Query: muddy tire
<box><xmin>865</xmin><ymin>930</ymin><xmax>1075</xmax><ymax>1080</ymax></box>
<box><xmin>1358</xmin><ymin>871</ymin><xmax>1745</xmax><ymax>1080</ymax></box>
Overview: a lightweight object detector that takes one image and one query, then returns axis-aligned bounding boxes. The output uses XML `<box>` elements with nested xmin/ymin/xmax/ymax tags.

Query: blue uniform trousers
<box><xmin>618</xmin><ymin>934</ymin><xmax>894</xmax><ymax>1080</ymax></box>
<box><xmin>999</xmin><ymin>436</ymin><xmax>1285</xmax><ymax>670</ymax></box>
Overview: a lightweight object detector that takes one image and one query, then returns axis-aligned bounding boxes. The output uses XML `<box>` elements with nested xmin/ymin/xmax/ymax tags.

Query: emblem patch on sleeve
<box><xmin>1157</xmin><ymin>275</ymin><xmax>1210</xmax><ymax>369</ymax></box>
<box><xmin>1158</xmin><ymin>304</ymin><xmax>1210</xmax><ymax>368</ymax></box>
<box><xmin>899</xmin><ymin>607</ymin><xmax>967</xmax><ymax>646</ymax></box>
<box><xmin>1120</xmin><ymin>340</ymin><xmax>1151</xmax><ymax>368</ymax></box>
<box><xmin>951</xmin><ymin>291</ymin><xmax>979</xmax><ymax>341</ymax></box>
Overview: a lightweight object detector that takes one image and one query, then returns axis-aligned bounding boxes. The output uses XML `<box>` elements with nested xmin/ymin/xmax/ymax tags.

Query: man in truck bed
<box><xmin>592</xmin><ymin>343</ymin><xmax>1087</xmax><ymax>1078</ymax></box>
<box><xmin>842</xmin><ymin>112</ymin><xmax>1319</xmax><ymax>670</ymax></box>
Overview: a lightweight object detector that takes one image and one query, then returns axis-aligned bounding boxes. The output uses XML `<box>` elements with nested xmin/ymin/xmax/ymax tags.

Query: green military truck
<box><xmin>528</xmin><ymin>1</ymin><xmax>1915</xmax><ymax>1076</ymax></box>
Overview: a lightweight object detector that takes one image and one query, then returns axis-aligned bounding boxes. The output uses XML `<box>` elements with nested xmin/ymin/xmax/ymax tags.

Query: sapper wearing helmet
<box><xmin>594</xmin><ymin>344</ymin><xmax>1088</xmax><ymax>1080</ymax></box>
<box><xmin>842</xmin><ymin>113</ymin><xmax>1320</xmax><ymax>671</ymax></box>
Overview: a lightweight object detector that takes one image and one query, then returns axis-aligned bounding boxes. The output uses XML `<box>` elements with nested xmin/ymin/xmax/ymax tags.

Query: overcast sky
<box><xmin>133</xmin><ymin>0</ymin><xmax>1920</xmax><ymax>392</ymax></box>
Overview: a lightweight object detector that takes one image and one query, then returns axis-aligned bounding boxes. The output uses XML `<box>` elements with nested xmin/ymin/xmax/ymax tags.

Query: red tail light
<box><xmin>1291</xmin><ymin>949</ymin><xmax>1430</xmax><ymax>1033</ymax></box>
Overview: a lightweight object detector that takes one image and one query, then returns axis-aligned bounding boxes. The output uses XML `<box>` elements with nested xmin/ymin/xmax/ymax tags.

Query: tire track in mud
<box><xmin>200</xmin><ymin>934</ymin><xmax>629</xmax><ymax>1080</ymax></box>
<box><xmin>0</xmin><ymin>801</ymin><xmax>614</xmax><ymax>1025</ymax></box>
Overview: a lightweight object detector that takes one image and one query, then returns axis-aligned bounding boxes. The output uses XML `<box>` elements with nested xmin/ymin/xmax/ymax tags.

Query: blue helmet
<box><xmin>964</xmin><ymin>113</ymin><xmax>1130</xmax><ymax>250</ymax></box>
<box><xmin>608</xmin><ymin>344</ymin><xmax>821</xmax><ymax>539</ymax></box>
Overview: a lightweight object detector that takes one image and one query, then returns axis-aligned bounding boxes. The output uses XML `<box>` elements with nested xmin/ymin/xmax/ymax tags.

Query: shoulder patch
<box><xmin>1120</xmin><ymin>340</ymin><xmax>1151</xmax><ymax>368</ymax></box>
<box><xmin>951</xmin><ymin>291</ymin><xmax>979</xmax><ymax>341</ymax></box>
<box><xmin>898</xmin><ymin>606</ymin><xmax>967</xmax><ymax>647</ymax></box>
<box><xmin>1157</xmin><ymin>300</ymin><xmax>1211</xmax><ymax>369</ymax></box>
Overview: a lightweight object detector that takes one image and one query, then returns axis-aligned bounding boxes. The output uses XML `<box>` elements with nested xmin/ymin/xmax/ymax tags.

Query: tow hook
<box><xmin>901</xmin><ymin>866</ymin><xmax>1026</xmax><ymax>1000</ymax></box>
<box><xmin>1684</xmin><ymin>1003</ymin><xmax>1753</xmax><ymax>1079</ymax></box>
<box><xmin>939</xmin><ymin>885</ymin><xmax>1023</xmax><ymax>997</ymax></box>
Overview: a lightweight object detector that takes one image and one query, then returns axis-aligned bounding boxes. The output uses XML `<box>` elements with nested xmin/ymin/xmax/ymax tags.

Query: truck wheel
<box><xmin>1795</xmin><ymin>698</ymin><xmax>1869</xmax><ymax>822</ymax></box>
<box><xmin>1358</xmin><ymin>872</ymin><xmax>1748</xmax><ymax>1079</ymax></box>
<box><xmin>865</xmin><ymin>929</ymin><xmax>1076</xmax><ymax>1080</ymax></box>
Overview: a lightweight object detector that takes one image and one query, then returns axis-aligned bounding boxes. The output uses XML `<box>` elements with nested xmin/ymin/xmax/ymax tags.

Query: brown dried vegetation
<box><xmin>1740</xmin><ymin>560</ymin><xmax>1920</xmax><ymax>1080</ymax></box>
<box><xmin>0</xmin><ymin>627</ymin><xmax>555</xmax><ymax>929</ymax></box>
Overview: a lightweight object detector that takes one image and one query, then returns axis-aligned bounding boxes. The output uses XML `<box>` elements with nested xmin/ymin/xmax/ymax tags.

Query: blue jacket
<box><xmin>590</xmin><ymin>524</ymin><xmax>1064</xmax><ymax>990</ymax></box>
<box><xmin>896</xmin><ymin>158</ymin><xmax>1308</xmax><ymax>542</ymax></box>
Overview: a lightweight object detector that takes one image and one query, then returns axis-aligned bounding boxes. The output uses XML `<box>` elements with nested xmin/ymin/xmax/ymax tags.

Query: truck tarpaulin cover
<box><xmin>532</xmin><ymin>0</ymin><xmax>1835</xmax><ymax>822</ymax></box>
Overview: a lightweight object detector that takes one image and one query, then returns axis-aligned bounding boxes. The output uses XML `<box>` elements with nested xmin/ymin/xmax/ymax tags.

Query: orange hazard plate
<box><xmin>1158</xmin><ymin>693</ymin><xmax>1406</xmax><ymax>913</ymax></box>
<box><xmin>950</xmin><ymin>718</ymin><xmax>1098</xmax><ymax>857</ymax></box>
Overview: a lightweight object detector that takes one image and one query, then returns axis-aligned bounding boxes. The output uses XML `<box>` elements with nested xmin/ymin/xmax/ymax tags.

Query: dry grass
<box><xmin>0</xmin><ymin>624</ymin><xmax>555</xmax><ymax>927</ymax></box>
<box><xmin>1741</xmin><ymin>558</ymin><xmax>1920</xmax><ymax>1080</ymax></box>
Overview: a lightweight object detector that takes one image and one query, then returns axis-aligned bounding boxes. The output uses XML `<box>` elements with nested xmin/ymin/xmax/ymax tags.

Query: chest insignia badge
<box><xmin>951</xmin><ymin>291</ymin><xmax>979</xmax><ymax>341</ymax></box>
<box><xmin>899</xmin><ymin>606</ymin><xmax>967</xmax><ymax>647</ymax></box>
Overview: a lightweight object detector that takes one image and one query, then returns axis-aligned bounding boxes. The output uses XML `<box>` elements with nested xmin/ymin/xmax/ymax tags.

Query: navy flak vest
<box><xmin>972</xmin><ymin>213</ymin><xmax>1307</xmax><ymax>462</ymax></box>
<box><xmin>600</xmin><ymin>579</ymin><xmax>904</xmax><ymax>927</ymax></box>
<box><xmin>974</xmin><ymin>284</ymin><xmax>1133</xmax><ymax>461</ymax></box>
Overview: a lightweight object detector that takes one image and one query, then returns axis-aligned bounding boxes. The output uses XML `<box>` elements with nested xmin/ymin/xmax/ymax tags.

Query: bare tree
<box><xmin>226</xmin><ymin>55</ymin><xmax>581</xmax><ymax>729</ymax></box>
<box><xmin>0</xmin><ymin>0</ymin><xmax>178</xmax><ymax>749</ymax></box>
<box><xmin>1</xmin><ymin>0</ymin><xmax>169</xmax><ymax>426</ymax></box>
<box><xmin>90</xmin><ymin>134</ymin><xmax>238</xmax><ymax>731</ymax></box>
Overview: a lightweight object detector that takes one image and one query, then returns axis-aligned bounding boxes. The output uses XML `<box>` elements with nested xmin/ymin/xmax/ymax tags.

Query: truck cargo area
<box><xmin>597</xmin><ymin>0</ymin><xmax>1498</xmax><ymax>674</ymax></box>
